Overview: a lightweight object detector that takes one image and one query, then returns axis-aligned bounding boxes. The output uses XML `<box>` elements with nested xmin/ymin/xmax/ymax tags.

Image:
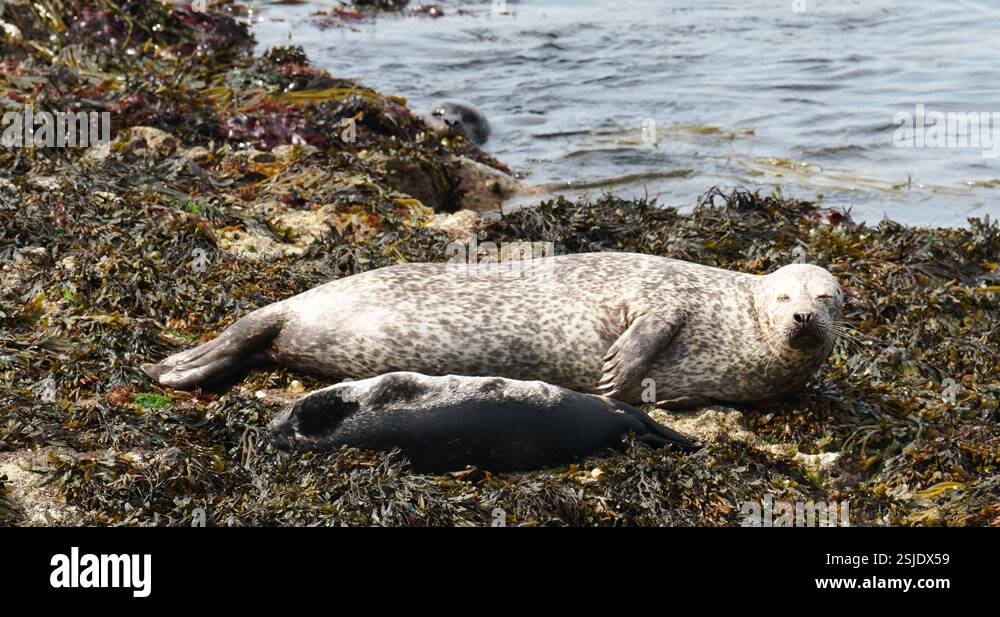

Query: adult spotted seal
<box><xmin>267</xmin><ymin>372</ymin><xmax>698</xmax><ymax>472</ymax></box>
<box><xmin>423</xmin><ymin>100</ymin><xmax>491</xmax><ymax>145</ymax></box>
<box><xmin>143</xmin><ymin>253</ymin><xmax>842</xmax><ymax>407</ymax></box>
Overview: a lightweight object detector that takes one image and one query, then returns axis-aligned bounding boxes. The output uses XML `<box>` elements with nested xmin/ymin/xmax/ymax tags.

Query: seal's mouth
<box><xmin>423</xmin><ymin>114</ymin><xmax>462</xmax><ymax>137</ymax></box>
<box><xmin>788</xmin><ymin>323</ymin><xmax>826</xmax><ymax>349</ymax></box>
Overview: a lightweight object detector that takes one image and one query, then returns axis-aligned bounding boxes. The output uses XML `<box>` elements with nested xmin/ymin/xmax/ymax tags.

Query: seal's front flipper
<box><xmin>597</xmin><ymin>312</ymin><xmax>680</xmax><ymax>401</ymax></box>
<box><xmin>142</xmin><ymin>304</ymin><xmax>285</xmax><ymax>390</ymax></box>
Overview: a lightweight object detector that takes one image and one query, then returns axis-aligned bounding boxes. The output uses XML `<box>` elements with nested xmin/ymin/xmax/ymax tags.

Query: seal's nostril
<box><xmin>794</xmin><ymin>312</ymin><xmax>813</xmax><ymax>324</ymax></box>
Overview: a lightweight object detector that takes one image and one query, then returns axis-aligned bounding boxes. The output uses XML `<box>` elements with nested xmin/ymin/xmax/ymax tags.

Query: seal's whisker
<box><xmin>826</xmin><ymin>324</ymin><xmax>866</xmax><ymax>346</ymax></box>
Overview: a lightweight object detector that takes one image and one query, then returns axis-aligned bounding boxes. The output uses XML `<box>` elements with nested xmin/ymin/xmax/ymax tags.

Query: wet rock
<box><xmin>125</xmin><ymin>126</ymin><xmax>180</xmax><ymax>158</ymax></box>
<box><xmin>381</xmin><ymin>155</ymin><xmax>451</xmax><ymax>211</ymax></box>
<box><xmin>652</xmin><ymin>407</ymin><xmax>843</xmax><ymax>478</ymax></box>
<box><xmin>1</xmin><ymin>246</ymin><xmax>48</xmax><ymax>298</ymax></box>
<box><xmin>0</xmin><ymin>448</ymin><xmax>78</xmax><ymax>526</ymax></box>
<box><xmin>272</xmin><ymin>144</ymin><xmax>319</xmax><ymax>161</ymax></box>
<box><xmin>27</xmin><ymin>176</ymin><xmax>65</xmax><ymax>193</ymax></box>
<box><xmin>428</xmin><ymin>209</ymin><xmax>480</xmax><ymax>240</ymax></box>
<box><xmin>151</xmin><ymin>447</ymin><xmax>185</xmax><ymax>474</ymax></box>
<box><xmin>649</xmin><ymin>407</ymin><xmax>755</xmax><ymax>444</ymax></box>
<box><xmin>796</xmin><ymin>451</ymin><xmax>842</xmax><ymax>476</ymax></box>
<box><xmin>231</xmin><ymin>147</ymin><xmax>276</xmax><ymax>164</ymax></box>
<box><xmin>83</xmin><ymin>142</ymin><xmax>112</xmax><ymax>162</ymax></box>
<box><xmin>180</xmin><ymin>145</ymin><xmax>212</xmax><ymax>163</ymax></box>
<box><xmin>446</xmin><ymin>155</ymin><xmax>521</xmax><ymax>213</ymax></box>
<box><xmin>377</xmin><ymin>152</ymin><xmax>520</xmax><ymax>213</ymax></box>
<box><xmin>217</xmin><ymin>200</ymin><xmax>336</xmax><ymax>260</ymax></box>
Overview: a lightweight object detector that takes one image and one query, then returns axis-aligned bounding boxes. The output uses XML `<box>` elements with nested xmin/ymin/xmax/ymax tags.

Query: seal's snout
<box><xmin>793</xmin><ymin>311</ymin><xmax>813</xmax><ymax>326</ymax></box>
<box><xmin>791</xmin><ymin>311</ymin><xmax>820</xmax><ymax>339</ymax></box>
<box><xmin>267</xmin><ymin>408</ymin><xmax>298</xmax><ymax>451</ymax></box>
<box><xmin>788</xmin><ymin>312</ymin><xmax>826</xmax><ymax>350</ymax></box>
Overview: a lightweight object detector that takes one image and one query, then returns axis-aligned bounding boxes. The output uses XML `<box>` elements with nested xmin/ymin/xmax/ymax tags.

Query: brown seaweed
<box><xmin>0</xmin><ymin>1</ymin><xmax>997</xmax><ymax>527</ymax></box>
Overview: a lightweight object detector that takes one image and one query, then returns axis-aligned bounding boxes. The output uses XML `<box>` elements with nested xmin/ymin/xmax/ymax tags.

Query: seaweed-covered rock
<box><xmin>1</xmin><ymin>1</ymin><xmax>997</xmax><ymax>527</ymax></box>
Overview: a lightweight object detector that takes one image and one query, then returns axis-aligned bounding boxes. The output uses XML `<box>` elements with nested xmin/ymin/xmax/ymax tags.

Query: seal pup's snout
<box><xmin>267</xmin><ymin>407</ymin><xmax>298</xmax><ymax>451</ymax></box>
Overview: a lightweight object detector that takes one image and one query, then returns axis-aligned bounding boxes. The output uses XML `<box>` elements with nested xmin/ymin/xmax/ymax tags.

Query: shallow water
<box><xmin>248</xmin><ymin>0</ymin><xmax>1000</xmax><ymax>227</ymax></box>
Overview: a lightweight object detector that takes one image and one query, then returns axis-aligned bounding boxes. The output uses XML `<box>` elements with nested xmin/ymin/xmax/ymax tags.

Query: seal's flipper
<box><xmin>597</xmin><ymin>312</ymin><xmax>681</xmax><ymax>401</ymax></box>
<box><xmin>636</xmin><ymin>421</ymin><xmax>701</xmax><ymax>452</ymax></box>
<box><xmin>613</xmin><ymin>400</ymin><xmax>701</xmax><ymax>453</ymax></box>
<box><xmin>142</xmin><ymin>303</ymin><xmax>286</xmax><ymax>390</ymax></box>
<box><xmin>140</xmin><ymin>362</ymin><xmax>171</xmax><ymax>381</ymax></box>
<box><xmin>636</xmin><ymin>432</ymin><xmax>700</xmax><ymax>452</ymax></box>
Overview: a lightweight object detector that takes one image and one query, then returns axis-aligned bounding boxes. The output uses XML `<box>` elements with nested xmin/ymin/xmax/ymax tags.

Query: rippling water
<box><xmin>248</xmin><ymin>0</ymin><xmax>1000</xmax><ymax>226</ymax></box>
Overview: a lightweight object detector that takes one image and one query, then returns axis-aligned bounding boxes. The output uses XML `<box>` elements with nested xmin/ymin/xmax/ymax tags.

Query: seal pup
<box><xmin>267</xmin><ymin>372</ymin><xmax>699</xmax><ymax>472</ymax></box>
<box><xmin>423</xmin><ymin>100</ymin><xmax>491</xmax><ymax>145</ymax></box>
<box><xmin>143</xmin><ymin>253</ymin><xmax>842</xmax><ymax>407</ymax></box>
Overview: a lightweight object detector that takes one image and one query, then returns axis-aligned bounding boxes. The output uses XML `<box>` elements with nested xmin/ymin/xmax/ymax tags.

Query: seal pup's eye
<box><xmin>777</xmin><ymin>294</ymin><xmax>790</xmax><ymax>302</ymax></box>
<box><xmin>817</xmin><ymin>294</ymin><xmax>833</xmax><ymax>301</ymax></box>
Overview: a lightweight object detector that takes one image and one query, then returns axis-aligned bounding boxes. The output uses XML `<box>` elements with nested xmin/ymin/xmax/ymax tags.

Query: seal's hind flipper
<box><xmin>143</xmin><ymin>303</ymin><xmax>286</xmax><ymax>390</ymax></box>
<box><xmin>141</xmin><ymin>362</ymin><xmax>170</xmax><ymax>381</ymax></box>
<box><xmin>614</xmin><ymin>400</ymin><xmax>701</xmax><ymax>452</ymax></box>
<box><xmin>636</xmin><ymin>426</ymin><xmax>701</xmax><ymax>453</ymax></box>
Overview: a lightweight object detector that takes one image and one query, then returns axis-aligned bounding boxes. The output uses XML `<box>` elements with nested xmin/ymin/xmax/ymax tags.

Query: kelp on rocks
<box><xmin>1</xmin><ymin>1</ymin><xmax>998</xmax><ymax>526</ymax></box>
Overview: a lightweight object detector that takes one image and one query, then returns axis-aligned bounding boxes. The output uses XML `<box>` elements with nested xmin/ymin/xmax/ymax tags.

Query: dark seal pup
<box><xmin>267</xmin><ymin>372</ymin><xmax>698</xmax><ymax>472</ymax></box>
<box><xmin>143</xmin><ymin>253</ymin><xmax>842</xmax><ymax>407</ymax></box>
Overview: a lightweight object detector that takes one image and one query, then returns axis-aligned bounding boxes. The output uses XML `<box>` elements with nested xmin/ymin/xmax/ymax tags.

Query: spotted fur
<box><xmin>142</xmin><ymin>253</ymin><xmax>842</xmax><ymax>406</ymax></box>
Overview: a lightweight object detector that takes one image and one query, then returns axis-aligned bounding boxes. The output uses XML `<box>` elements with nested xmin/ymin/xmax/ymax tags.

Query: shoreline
<box><xmin>0</xmin><ymin>1</ymin><xmax>997</xmax><ymax>526</ymax></box>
